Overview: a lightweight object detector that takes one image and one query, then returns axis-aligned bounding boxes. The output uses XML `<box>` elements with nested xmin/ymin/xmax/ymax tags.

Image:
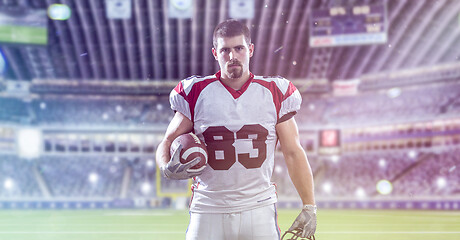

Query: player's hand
<box><xmin>288</xmin><ymin>204</ymin><xmax>317</xmax><ymax>238</ymax></box>
<box><xmin>160</xmin><ymin>144</ymin><xmax>204</xmax><ymax>180</ymax></box>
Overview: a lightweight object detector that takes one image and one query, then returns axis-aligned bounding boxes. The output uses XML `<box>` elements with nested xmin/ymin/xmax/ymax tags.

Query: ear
<box><xmin>249</xmin><ymin>43</ymin><xmax>254</xmax><ymax>58</ymax></box>
<box><xmin>212</xmin><ymin>48</ymin><xmax>218</xmax><ymax>60</ymax></box>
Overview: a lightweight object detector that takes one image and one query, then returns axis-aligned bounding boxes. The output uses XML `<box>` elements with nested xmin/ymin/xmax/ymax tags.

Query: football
<box><xmin>170</xmin><ymin>132</ymin><xmax>208</xmax><ymax>171</ymax></box>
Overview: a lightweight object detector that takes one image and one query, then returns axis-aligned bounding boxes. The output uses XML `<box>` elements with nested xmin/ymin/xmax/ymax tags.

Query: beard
<box><xmin>226</xmin><ymin>62</ymin><xmax>243</xmax><ymax>79</ymax></box>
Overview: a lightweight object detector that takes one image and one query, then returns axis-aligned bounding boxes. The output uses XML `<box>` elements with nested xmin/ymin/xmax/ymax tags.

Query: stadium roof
<box><xmin>0</xmin><ymin>0</ymin><xmax>459</xmax><ymax>83</ymax></box>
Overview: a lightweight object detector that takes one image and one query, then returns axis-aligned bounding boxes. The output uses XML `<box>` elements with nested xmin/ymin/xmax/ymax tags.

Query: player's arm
<box><xmin>276</xmin><ymin>117</ymin><xmax>315</xmax><ymax>205</ymax></box>
<box><xmin>156</xmin><ymin>111</ymin><xmax>202</xmax><ymax>180</ymax></box>
<box><xmin>276</xmin><ymin>117</ymin><xmax>317</xmax><ymax>238</ymax></box>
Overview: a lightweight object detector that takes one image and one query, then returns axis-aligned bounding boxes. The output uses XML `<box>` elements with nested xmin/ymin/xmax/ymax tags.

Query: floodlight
<box><xmin>141</xmin><ymin>182</ymin><xmax>151</xmax><ymax>194</ymax></box>
<box><xmin>274</xmin><ymin>165</ymin><xmax>283</xmax><ymax>174</ymax></box>
<box><xmin>376</xmin><ymin>179</ymin><xmax>393</xmax><ymax>195</ymax></box>
<box><xmin>436</xmin><ymin>177</ymin><xmax>447</xmax><ymax>189</ymax></box>
<box><xmin>146</xmin><ymin>159</ymin><xmax>154</xmax><ymax>168</ymax></box>
<box><xmin>387</xmin><ymin>87</ymin><xmax>401</xmax><ymax>98</ymax></box>
<box><xmin>88</xmin><ymin>172</ymin><xmax>99</xmax><ymax>183</ymax></box>
<box><xmin>330</xmin><ymin>155</ymin><xmax>340</xmax><ymax>163</ymax></box>
<box><xmin>355</xmin><ymin>187</ymin><xmax>366</xmax><ymax>199</ymax></box>
<box><xmin>378</xmin><ymin>158</ymin><xmax>387</xmax><ymax>168</ymax></box>
<box><xmin>322</xmin><ymin>182</ymin><xmax>332</xmax><ymax>194</ymax></box>
<box><xmin>156</xmin><ymin>103</ymin><xmax>164</xmax><ymax>111</ymax></box>
<box><xmin>3</xmin><ymin>178</ymin><xmax>13</xmax><ymax>190</ymax></box>
<box><xmin>48</xmin><ymin>4</ymin><xmax>71</xmax><ymax>21</ymax></box>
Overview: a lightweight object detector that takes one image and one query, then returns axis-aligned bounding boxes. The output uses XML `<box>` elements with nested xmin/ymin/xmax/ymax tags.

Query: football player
<box><xmin>156</xmin><ymin>19</ymin><xmax>316</xmax><ymax>240</ymax></box>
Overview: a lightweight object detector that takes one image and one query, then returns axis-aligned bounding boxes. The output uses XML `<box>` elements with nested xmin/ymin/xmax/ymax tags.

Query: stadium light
<box><xmin>88</xmin><ymin>172</ymin><xmax>99</xmax><ymax>183</ymax></box>
<box><xmin>141</xmin><ymin>182</ymin><xmax>151</xmax><ymax>194</ymax></box>
<box><xmin>274</xmin><ymin>165</ymin><xmax>283</xmax><ymax>174</ymax></box>
<box><xmin>322</xmin><ymin>182</ymin><xmax>332</xmax><ymax>194</ymax></box>
<box><xmin>378</xmin><ymin>158</ymin><xmax>387</xmax><ymax>168</ymax></box>
<box><xmin>48</xmin><ymin>4</ymin><xmax>71</xmax><ymax>21</ymax></box>
<box><xmin>436</xmin><ymin>177</ymin><xmax>447</xmax><ymax>189</ymax></box>
<box><xmin>156</xmin><ymin>103</ymin><xmax>164</xmax><ymax>111</ymax></box>
<box><xmin>116</xmin><ymin>105</ymin><xmax>123</xmax><ymax>113</ymax></box>
<box><xmin>3</xmin><ymin>178</ymin><xmax>14</xmax><ymax>190</ymax></box>
<box><xmin>355</xmin><ymin>187</ymin><xmax>367</xmax><ymax>199</ymax></box>
<box><xmin>146</xmin><ymin>159</ymin><xmax>155</xmax><ymax>168</ymax></box>
<box><xmin>408</xmin><ymin>150</ymin><xmax>417</xmax><ymax>159</ymax></box>
<box><xmin>387</xmin><ymin>87</ymin><xmax>401</xmax><ymax>98</ymax></box>
<box><xmin>330</xmin><ymin>155</ymin><xmax>340</xmax><ymax>163</ymax></box>
<box><xmin>376</xmin><ymin>179</ymin><xmax>393</xmax><ymax>195</ymax></box>
<box><xmin>39</xmin><ymin>102</ymin><xmax>47</xmax><ymax>109</ymax></box>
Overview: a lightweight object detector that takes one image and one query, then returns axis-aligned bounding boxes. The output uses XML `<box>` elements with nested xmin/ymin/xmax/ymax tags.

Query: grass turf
<box><xmin>0</xmin><ymin>209</ymin><xmax>459</xmax><ymax>240</ymax></box>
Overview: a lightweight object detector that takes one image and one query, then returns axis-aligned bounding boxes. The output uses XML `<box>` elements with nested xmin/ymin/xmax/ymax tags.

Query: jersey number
<box><xmin>202</xmin><ymin>124</ymin><xmax>269</xmax><ymax>170</ymax></box>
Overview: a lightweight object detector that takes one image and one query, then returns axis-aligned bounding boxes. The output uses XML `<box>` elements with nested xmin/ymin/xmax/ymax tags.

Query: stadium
<box><xmin>1</xmin><ymin>0</ymin><xmax>460</xmax><ymax>239</ymax></box>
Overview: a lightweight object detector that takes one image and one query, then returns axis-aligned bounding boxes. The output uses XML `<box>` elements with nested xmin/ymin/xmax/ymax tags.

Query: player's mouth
<box><xmin>228</xmin><ymin>63</ymin><xmax>242</xmax><ymax>68</ymax></box>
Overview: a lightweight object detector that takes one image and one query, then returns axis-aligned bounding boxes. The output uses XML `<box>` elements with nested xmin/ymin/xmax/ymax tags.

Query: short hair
<box><xmin>213</xmin><ymin>19</ymin><xmax>251</xmax><ymax>49</ymax></box>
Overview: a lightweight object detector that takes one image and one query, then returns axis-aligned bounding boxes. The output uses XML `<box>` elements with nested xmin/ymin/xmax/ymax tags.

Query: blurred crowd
<box><xmin>1</xmin><ymin>147</ymin><xmax>459</xmax><ymax>200</ymax></box>
<box><xmin>1</xmin><ymin>82</ymin><xmax>460</xmax><ymax>201</ymax></box>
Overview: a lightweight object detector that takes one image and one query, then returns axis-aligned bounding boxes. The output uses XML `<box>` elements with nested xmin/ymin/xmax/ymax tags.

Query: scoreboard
<box><xmin>0</xmin><ymin>9</ymin><xmax>48</xmax><ymax>45</ymax></box>
<box><xmin>309</xmin><ymin>4</ymin><xmax>387</xmax><ymax>47</ymax></box>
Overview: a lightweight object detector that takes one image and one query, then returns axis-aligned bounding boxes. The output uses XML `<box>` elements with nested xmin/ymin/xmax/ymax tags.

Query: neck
<box><xmin>220</xmin><ymin>71</ymin><xmax>251</xmax><ymax>90</ymax></box>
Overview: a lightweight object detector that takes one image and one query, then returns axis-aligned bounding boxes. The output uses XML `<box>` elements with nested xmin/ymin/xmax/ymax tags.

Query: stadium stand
<box><xmin>274</xmin><ymin>148</ymin><xmax>460</xmax><ymax>200</ymax></box>
<box><xmin>36</xmin><ymin>156</ymin><xmax>125</xmax><ymax>198</ymax></box>
<box><xmin>1</xmin><ymin>81</ymin><xmax>460</xmax><ymax>209</ymax></box>
<box><xmin>31</xmin><ymin>97</ymin><xmax>172</xmax><ymax>126</ymax></box>
<box><xmin>297</xmin><ymin>82</ymin><xmax>460</xmax><ymax>128</ymax></box>
<box><xmin>0</xmin><ymin>155</ymin><xmax>42</xmax><ymax>198</ymax></box>
<box><xmin>0</xmin><ymin>98</ymin><xmax>32</xmax><ymax>124</ymax></box>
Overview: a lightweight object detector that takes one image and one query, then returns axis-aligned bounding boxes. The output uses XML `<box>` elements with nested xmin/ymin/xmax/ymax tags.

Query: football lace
<box><xmin>281</xmin><ymin>229</ymin><xmax>316</xmax><ymax>240</ymax></box>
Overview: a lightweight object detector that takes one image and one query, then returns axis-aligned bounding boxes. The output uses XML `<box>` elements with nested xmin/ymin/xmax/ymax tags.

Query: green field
<box><xmin>0</xmin><ymin>209</ymin><xmax>459</xmax><ymax>240</ymax></box>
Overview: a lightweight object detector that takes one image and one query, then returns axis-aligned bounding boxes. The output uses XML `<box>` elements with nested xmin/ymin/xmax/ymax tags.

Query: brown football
<box><xmin>170</xmin><ymin>132</ymin><xmax>208</xmax><ymax>171</ymax></box>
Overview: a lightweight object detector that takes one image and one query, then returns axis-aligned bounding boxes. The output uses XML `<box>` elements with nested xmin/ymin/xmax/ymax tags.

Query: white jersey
<box><xmin>170</xmin><ymin>71</ymin><xmax>302</xmax><ymax>213</ymax></box>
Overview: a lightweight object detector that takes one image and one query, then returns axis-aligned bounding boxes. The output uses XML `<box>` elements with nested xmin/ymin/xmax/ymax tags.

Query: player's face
<box><xmin>212</xmin><ymin>35</ymin><xmax>254</xmax><ymax>80</ymax></box>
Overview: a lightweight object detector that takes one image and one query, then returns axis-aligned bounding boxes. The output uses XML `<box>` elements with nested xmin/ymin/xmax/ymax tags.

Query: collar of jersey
<box><xmin>215</xmin><ymin>71</ymin><xmax>255</xmax><ymax>99</ymax></box>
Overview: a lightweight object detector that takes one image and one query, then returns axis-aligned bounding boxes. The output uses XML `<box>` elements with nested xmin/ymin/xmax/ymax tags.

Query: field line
<box><xmin>0</xmin><ymin>231</ymin><xmax>459</xmax><ymax>235</ymax></box>
<box><xmin>0</xmin><ymin>231</ymin><xmax>184</xmax><ymax>234</ymax></box>
<box><xmin>319</xmin><ymin>231</ymin><xmax>460</xmax><ymax>234</ymax></box>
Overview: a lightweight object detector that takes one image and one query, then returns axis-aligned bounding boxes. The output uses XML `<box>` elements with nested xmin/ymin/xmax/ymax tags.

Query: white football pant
<box><xmin>186</xmin><ymin>204</ymin><xmax>281</xmax><ymax>240</ymax></box>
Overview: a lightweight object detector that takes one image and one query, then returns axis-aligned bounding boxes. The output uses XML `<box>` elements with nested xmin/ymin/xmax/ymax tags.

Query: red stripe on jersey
<box><xmin>173</xmin><ymin>77</ymin><xmax>218</xmax><ymax>122</ymax></box>
<box><xmin>174</xmin><ymin>81</ymin><xmax>187</xmax><ymax>99</ymax></box>
<box><xmin>252</xmin><ymin>79</ymin><xmax>284</xmax><ymax>120</ymax></box>
<box><xmin>218</xmin><ymin>72</ymin><xmax>255</xmax><ymax>99</ymax></box>
<box><xmin>284</xmin><ymin>81</ymin><xmax>298</xmax><ymax>100</ymax></box>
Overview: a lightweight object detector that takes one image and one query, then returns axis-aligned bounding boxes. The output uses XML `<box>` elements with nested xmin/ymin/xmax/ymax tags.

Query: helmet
<box><xmin>281</xmin><ymin>229</ymin><xmax>316</xmax><ymax>240</ymax></box>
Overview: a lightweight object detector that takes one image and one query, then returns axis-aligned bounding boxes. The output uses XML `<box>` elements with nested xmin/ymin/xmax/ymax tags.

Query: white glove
<box><xmin>160</xmin><ymin>144</ymin><xmax>204</xmax><ymax>180</ymax></box>
<box><xmin>288</xmin><ymin>204</ymin><xmax>317</xmax><ymax>238</ymax></box>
